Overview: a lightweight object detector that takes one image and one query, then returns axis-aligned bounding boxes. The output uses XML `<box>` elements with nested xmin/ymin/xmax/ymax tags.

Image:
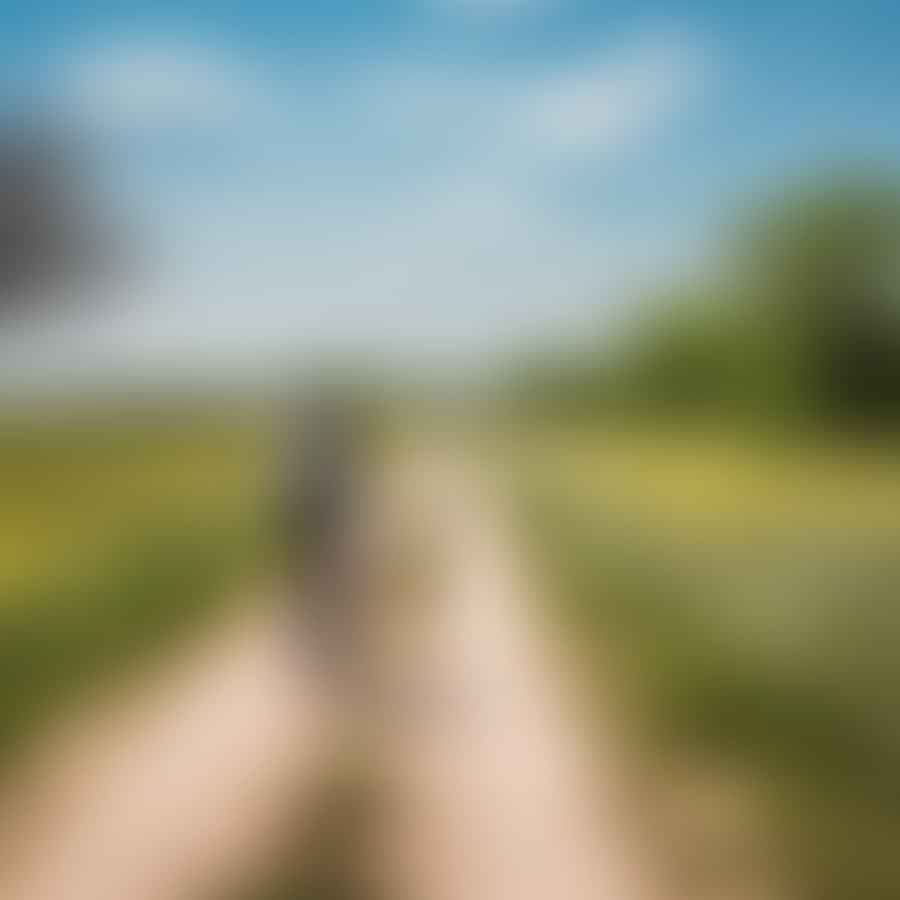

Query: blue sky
<box><xmin>2</xmin><ymin>1</ymin><xmax>900</xmax><ymax>383</ymax></box>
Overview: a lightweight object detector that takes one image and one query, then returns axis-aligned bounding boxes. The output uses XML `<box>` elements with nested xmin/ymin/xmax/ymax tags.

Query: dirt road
<box><xmin>367</xmin><ymin>451</ymin><xmax>655</xmax><ymax>900</ymax></box>
<box><xmin>0</xmin><ymin>596</ymin><xmax>331</xmax><ymax>900</ymax></box>
<box><xmin>1</xmin><ymin>448</ymin><xmax>655</xmax><ymax>900</ymax></box>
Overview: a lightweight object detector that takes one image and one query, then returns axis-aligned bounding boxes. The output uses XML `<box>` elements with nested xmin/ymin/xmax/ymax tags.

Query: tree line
<box><xmin>511</xmin><ymin>171</ymin><xmax>900</xmax><ymax>431</ymax></box>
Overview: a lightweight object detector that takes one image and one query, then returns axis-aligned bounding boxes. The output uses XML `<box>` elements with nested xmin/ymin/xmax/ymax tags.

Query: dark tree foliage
<box><xmin>0</xmin><ymin>127</ymin><xmax>113</xmax><ymax>316</ymax></box>
<box><xmin>736</xmin><ymin>175</ymin><xmax>900</xmax><ymax>426</ymax></box>
<box><xmin>509</xmin><ymin>171</ymin><xmax>900</xmax><ymax>431</ymax></box>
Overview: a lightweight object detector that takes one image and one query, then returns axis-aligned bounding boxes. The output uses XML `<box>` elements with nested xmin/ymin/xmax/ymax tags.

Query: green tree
<box><xmin>614</xmin><ymin>288</ymin><xmax>741</xmax><ymax>418</ymax></box>
<box><xmin>732</xmin><ymin>172</ymin><xmax>900</xmax><ymax>426</ymax></box>
<box><xmin>0</xmin><ymin>127</ymin><xmax>119</xmax><ymax>317</ymax></box>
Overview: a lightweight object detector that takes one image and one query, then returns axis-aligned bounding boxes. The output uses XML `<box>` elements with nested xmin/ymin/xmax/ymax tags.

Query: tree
<box><xmin>613</xmin><ymin>288</ymin><xmax>743</xmax><ymax>418</ymax></box>
<box><xmin>0</xmin><ymin>127</ymin><xmax>115</xmax><ymax>318</ymax></box>
<box><xmin>732</xmin><ymin>173</ymin><xmax>900</xmax><ymax>426</ymax></box>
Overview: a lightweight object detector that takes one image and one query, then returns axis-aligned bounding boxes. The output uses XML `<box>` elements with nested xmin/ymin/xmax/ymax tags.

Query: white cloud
<box><xmin>59</xmin><ymin>36</ymin><xmax>268</xmax><ymax>133</ymax></box>
<box><xmin>516</xmin><ymin>30</ymin><xmax>707</xmax><ymax>156</ymax></box>
<box><xmin>8</xmin><ymin>26</ymin><xmax>712</xmax><ymax>382</ymax></box>
<box><xmin>365</xmin><ymin>27</ymin><xmax>707</xmax><ymax>169</ymax></box>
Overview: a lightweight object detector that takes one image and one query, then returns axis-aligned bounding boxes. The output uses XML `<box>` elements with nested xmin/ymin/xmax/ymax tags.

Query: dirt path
<box><xmin>0</xmin><ymin>448</ymin><xmax>657</xmax><ymax>900</ymax></box>
<box><xmin>367</xmin><ymin>451</ymin><xmax>656</xmax><ymax>900</ymax></box>
<box><xmin>0</xmin><ymin>595</ymin><xmax>331</xmax><ymax>900</ymax></box>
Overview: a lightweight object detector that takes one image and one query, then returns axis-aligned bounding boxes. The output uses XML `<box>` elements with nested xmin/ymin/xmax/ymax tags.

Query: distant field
<box><xmin>505</xmin><ymin>425</ymin><xmax>900</xmax><ymax>900</ymax></box>
<box><xmin>0</xmin><ymin>405</ymin><xmax>266</xmax><ymax>592</ymax></box>
<box><xmin>516</xmin><ymin>425</ymin><xmax>900</xmax><ymax>534</ymax></box>
<box><xmin>0</xmin><ymin>402</ymin><xmax>270</xmax><ymax>765</ymax></box>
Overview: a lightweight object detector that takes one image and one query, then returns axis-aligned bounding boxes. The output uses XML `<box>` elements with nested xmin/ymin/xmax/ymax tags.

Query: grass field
<box><xmin>504</xmin><ymin>425</ymin><xmax>900</xmax><ymax>900</ymax></box>
<box><xmin>0</xmin><ymin>400</ymin><xmax>270</xmax><ymax>768</ymax></box>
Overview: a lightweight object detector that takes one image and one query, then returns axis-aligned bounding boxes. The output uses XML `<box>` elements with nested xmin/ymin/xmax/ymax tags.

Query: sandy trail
<box><xmin>0</xmin><ymin>447</ymin><xmax>655</xmax><ymax>900</ymax></box>
<box><xmin>0</xmin><ymin>595</ymin><xmax>331</xmax><ymax>900</ymax></box>
<box><xmin>368</xmin><ymin>452</ymin><xmax>655</xmax><ymax>900</ymax></box>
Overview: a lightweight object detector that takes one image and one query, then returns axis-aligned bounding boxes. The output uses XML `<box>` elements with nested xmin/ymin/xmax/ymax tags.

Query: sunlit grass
<box><xmin>0</xmin><ymin>415</ymin><xmax>265</xmax><ymax>594</ymax></box>
<box><xmin>0</xmin><ymin>404</ymin><xmax>270</xmax><ymax>766</ymax></box>
<box><xmin>516</xmin><ymin>425</ymin><xmax>900</xmax><ymax>539</ymax></box>
<box><xmin>504</xmin><ymin>424</ymin><xmax>900</xmax><ymax>900</ymax></box>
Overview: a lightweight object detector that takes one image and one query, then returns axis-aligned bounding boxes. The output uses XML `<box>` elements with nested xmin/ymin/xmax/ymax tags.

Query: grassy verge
<box><xmin>505</xmin><ymin>427</ymin><xmax>900</xmax><ymax>900</ymax></box>
<box><xmin>0</xmin><ymin>519</ymin><xmax>262</xmax><ymax>768</ymax></box>
<box><xmin>0</xmin><ymin>401</ymin><xmax>268</xmax><ymax>770</ymax></box>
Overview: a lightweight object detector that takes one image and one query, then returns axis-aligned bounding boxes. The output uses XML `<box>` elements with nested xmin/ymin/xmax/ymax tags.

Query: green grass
<box><xmin>0</xmin><ymin>521</ymin><xmax>260</xmax><ymax>765</ymax></box>
<box><xmin>504</xmin><ymin>425</ymin><xmax>900</xmax><ymax>900</ymax></box>
<box><xmin>0</xmin><ymin>400</ymin><xmax>270</xmax><ymax>768</ymax></box>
